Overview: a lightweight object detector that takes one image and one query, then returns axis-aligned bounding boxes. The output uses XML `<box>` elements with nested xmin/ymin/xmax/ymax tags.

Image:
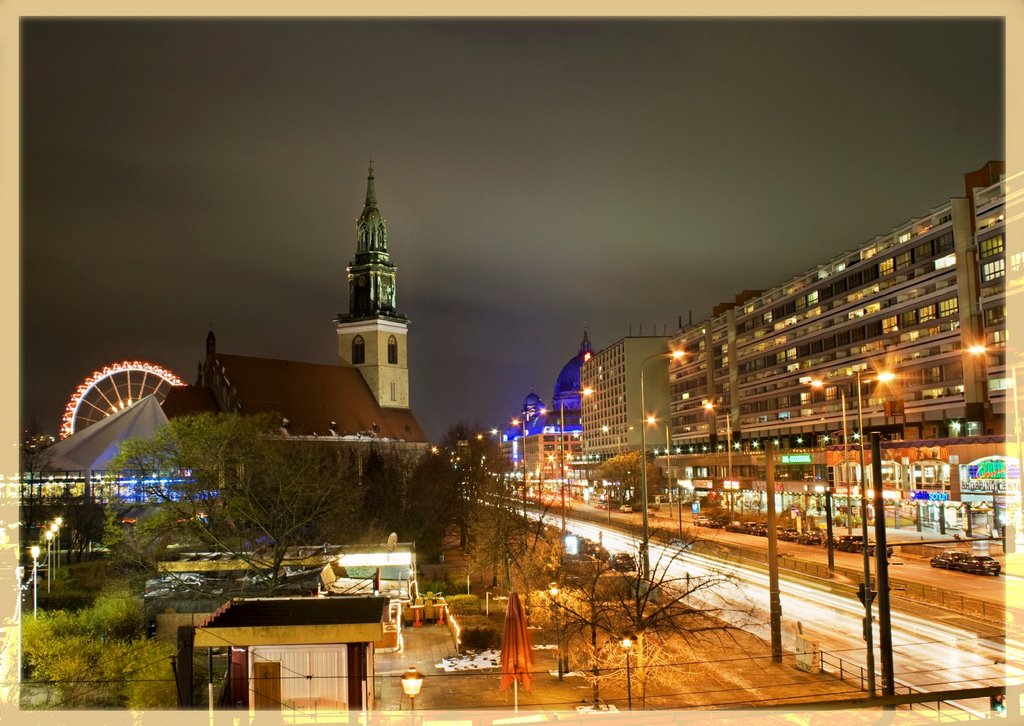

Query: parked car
<box><xmin>956</xmin><ymin>555</ymin><xmax>1001</xmax><ymax>576</ymax></box>
<box><xmin>836</xmin><ymin>535</ymin><xmax>893</xmax><ymax>557</ymax></box>
<box><xmin>931</xmin><ymin>551</ymin><xmax>971</xmax><ymax>569</ymax></box>
<box><xmin>776</xmin><ymin>528</ymin><xmax>800</xmax><ymax>542</ymax></box>
<box><xmin>694</xmin><ymin>515</ymin><xmax>713</xmax><ymax>527</ymax></box>
<box><xmin>704</xmin><ymin>516</ymin><xmax>731</xmax><ymax>529</ymax></box>
<box><xmin>797</xmin><ymin>530</ymin><xmax>824</xmax><ymax>545</ymax></box>
<box><xmin>619</xmin><ymin>504</ymin><xmax>634</xmax><ymax>513</ymax></box>
<box><xmin>725</xmin><ymin>521</ymin><xmax>752</xmax><ymax>533</ymax></box>
<box><xmin>608</xmin><ymin>552</ymin><xmax>638</xmax><ymax>573</ymax></box>
<box><xmin>749</xmin><ymin>523</ymin><xmax>769</xmax><ymax>537</ymax></box>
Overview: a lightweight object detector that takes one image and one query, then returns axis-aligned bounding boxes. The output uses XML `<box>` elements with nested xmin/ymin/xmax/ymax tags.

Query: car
<box><xmin>956</xmin><ymin>555</ymin><xmax>1001</xmax><ymax>576</ymax></box>
<box><xmin>931</xmin><ymin>551</ymin><xmax>970</xmax><ymax>569</ymax></box>
<box><xmin>836</xmin><ymin>535</ymin><xmax>893</xmax><ymax>557</ymax></box>
<box><xmin>724</xmin><ymin>521</ymin><xmax>751</xmax><ymax>533</ymax></box>
<box><xmin>797</xmin><ymin>530</ymin><xmax>824</xmax><ymax>545</ymax></box>
<box><xmin>619</xmin><ymin>504</ymin><xmax>634</xmax><ymax>513</ymax></box>
<box><xmin>608</xmin><ymin>552</ymin><xmax>637</xmax><ymax>573</ymax></box>
<box><xmin>709</xmin><ymin>516</ymin><xmax>732</xmax><ymax>529</ymax></box>
<box><xmin>776</xmin><ymin>528</ymin><xmax>800</xmax><ymax>542</ymax></box>
<box><xmin>694</xmin><ymin>515</ymin><xmax>713</xmax><ymax>527</ymax></box>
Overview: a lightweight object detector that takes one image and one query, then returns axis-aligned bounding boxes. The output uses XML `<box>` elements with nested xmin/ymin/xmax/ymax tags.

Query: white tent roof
<box><xmin>46</xmin><ymin>394</ymin><xmax>168</xmax><ymax>472</ymax></box>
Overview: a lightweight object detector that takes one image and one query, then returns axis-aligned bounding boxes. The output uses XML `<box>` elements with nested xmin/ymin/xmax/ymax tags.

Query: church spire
<box><xmin>364</xmin><ymin>160</ymin><xmax>376</xmax><ymax>207</ymax></box>
<box><xmin>579</xmin><ymin>328</ymin><xmax>592</xmax><ymax>357</ymax></box>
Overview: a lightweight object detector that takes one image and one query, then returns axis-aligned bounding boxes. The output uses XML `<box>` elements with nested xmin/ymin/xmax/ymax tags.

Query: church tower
<box><xmin>335</xmin><ymin>163</ymin><xmax>411</xmax><ymax>408</ymax></box>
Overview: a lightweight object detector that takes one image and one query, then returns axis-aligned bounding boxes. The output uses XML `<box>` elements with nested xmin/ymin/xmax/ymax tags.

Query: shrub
<box><xmin>456</xmin><ymin>614</ymin><xmax>500</xmax><ymax>651</ymax></box>
<box><xmin>37</xmin><ymin>589</ymin><xmax>95</xmax><ymax>612</ymax></box>
<box><xmin>445</xmin><ymin>594</ymin><xmax>481</xmax><ymax>615</ymax></box>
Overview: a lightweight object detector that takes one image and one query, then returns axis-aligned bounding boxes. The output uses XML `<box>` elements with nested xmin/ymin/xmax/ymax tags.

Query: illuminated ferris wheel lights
<box><xmin>60</xmin><ymin>360</ymin><xmax>186</xmax><ymax>439</ymax></box>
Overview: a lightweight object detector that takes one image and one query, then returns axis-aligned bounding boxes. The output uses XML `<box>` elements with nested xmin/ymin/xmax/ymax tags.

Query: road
<box><xmin>550</xmin><ymin>507</ymin><xmax>1022</xmax><ymax>717</ymax></box>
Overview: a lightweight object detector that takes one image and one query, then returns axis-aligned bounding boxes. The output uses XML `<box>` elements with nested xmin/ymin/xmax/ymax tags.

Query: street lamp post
<box><xmin>44</xmin><ymin>530</ymin><xmax>53</xmax><ymax>593</ymax></box>
<box><xmin>620</xmin><ymin>634</ymin><xmax>636</xmax><ymax>711</ymax></box>
<box><xmin>401</xmin><ymin>666</ymin><xmax>424</xmax><ymax>719</ymax></box>
<box><xmin>853</xmin><ymin>367</ymin><xmax>894</xmax><ymax>698</ymax></box>
<box><xmin>30</xmin><ymin>545</ymin><xmax>40</xmax><ymax>619</ymax></box>
<box><xmin>638</xmin><ymin>350</ymin><xmax>683</xmax><ymax>578</ymax></box>
<box><xmin>549</xmin><ymin>583</ymin><xmax>563</xmax><ymax>680</ymax></box>
<box><xmin>809</xmin><ymin>379</ymin><xmax>850</xmax><ymax>573</ymax></box>
<box><xmin>54</xmin><ymin>517</ymin><xmax>62</xmax><ymax>570</ymax></box>
<box><xmin>704</xmin><ymin>402</ymin><xmax>734</xmax><ymax>513</ymax></box>
<box><xmin>855</xmin><ymin>368</ymin><xmax>876</xmax><ymax>698</ymax></box>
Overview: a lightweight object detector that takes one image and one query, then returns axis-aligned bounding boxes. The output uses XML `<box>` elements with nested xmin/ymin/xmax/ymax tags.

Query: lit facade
<box><xmin>663</xmin><ymin>161</ymin><xmax>1018</xmax><ymax>535</ymax></box>
<box><xmin>580</xmin><ymin>335</ymin><xmax>673</xmax><ymax>460</ymax></box>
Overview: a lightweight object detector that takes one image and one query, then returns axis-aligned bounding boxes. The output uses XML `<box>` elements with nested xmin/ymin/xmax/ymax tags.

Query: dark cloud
<box><xmin>21</xmin><ymin>19</ymin><xmax>1004</xmax><ymax>441</ymax></box>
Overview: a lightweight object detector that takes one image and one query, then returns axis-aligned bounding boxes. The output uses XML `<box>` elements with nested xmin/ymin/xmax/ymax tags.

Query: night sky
<box><xmin>20</xmin><ymin>19</ymin><xmax>1005</xmax><ymax>442</ymax></box>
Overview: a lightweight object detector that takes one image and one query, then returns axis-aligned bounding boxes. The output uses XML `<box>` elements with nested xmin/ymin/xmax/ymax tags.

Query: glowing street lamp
<box><xmin>549</xmin><ymin>583</ymin><xmax>564</xmax><ymax>680</ymax></box>
<box><xmin>44</xmin><ymin>530</ymin><xmax>53</xmax><ymax>593</ymax></box>
<box><xmin>30</xmin><ymin>545</ymin><xmax>40</xmax><ymax>619</ymax></box>
<box><xmin>400</xmin><ymin>666</ymin><xmax>424</xmax><ymax>716</ymax></box>
<box><xmin>620</xmin><ymin>634</ymin><xmax>637</xmax><ymax>711</ymax></box>
<box><xmin>639</xmin><ymin>350</ymin><xmax>684</xmax><ymax>578</ymax></box>
<box><xmin>53</xmin><ymin>517</ymin><xmax>62</xmax><ymax>571</ymax></box>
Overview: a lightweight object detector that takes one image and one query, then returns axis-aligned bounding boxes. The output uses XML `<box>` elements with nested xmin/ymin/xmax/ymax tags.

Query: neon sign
<box><xmin>967</xmin><ymin>457</ymin><xmax>1020</xmax><ymax>482</ymax></box>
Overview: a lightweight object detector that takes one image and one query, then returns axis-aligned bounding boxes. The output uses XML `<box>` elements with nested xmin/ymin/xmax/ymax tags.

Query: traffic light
<box><xmin>990</xmin><ymin>693</ymin><xmax>1006</xmax><ymax>713</ymax></box>
<box><xmin>857</xmin><ymin>583</ymin><xmax>876</xmax><ymax>606</ymax></box>
<box><xmin>1002</xmin><ymin>524</ymin><xmax>1016</xmax><ymax>554</ymax></box>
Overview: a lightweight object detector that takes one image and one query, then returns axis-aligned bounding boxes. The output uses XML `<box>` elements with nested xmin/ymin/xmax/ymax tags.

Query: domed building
<box><xmin>502</xmin><ymin>332</ymin><xmax>591</xmax><ymax>489</ymax></box>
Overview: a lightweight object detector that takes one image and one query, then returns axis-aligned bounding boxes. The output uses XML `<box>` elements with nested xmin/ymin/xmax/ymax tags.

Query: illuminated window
<box><xmin>919</xmin><ymin>304</ymin><xmax>936</xmax><ymax>323</ymax></box>
<box><xmin>882</xmin><ymin>316</ymin><xmax>898</xmax><ymax>333</ymax></box>
<box><xmin>879</xmin><ymin>258</ymin><xmax>894</xmax><ymax>276</ymax></box>
<box><xmin>980</xmin><ymin>235</ymin><xmax>1004</xmax><ymax>258</ymax></box>
<box><xmin>934</xmin><ymin>253</ymin><xmax>956</xmax><ymax>270</ymax></box>
<box><xmin>352</xmin><ymin>335</ymin><xmax>365</xmax><ymax>364</ymax></box>
<box><xmin>898</xmin><ymin>231</ymin><xmax>912</xmax><ymax>243</ymax></box>
<box><xmin>388</xmin><ymin>335</ymin><xmax>398</xmax><ymax>364</ymax></box>
<box><xmin>895</xmin><ymin>251</ymin><xmax>912</xmax><ymax>270</ymax></box>
<box><xmin>982</xmin><ymin>259</ymin><xmax>1005</xmax><ymax>282</ymax></box>
<box><xmin>938</xmin><ymin>298</ymin><xmax>958</xmax><ymax>318</ymax></box>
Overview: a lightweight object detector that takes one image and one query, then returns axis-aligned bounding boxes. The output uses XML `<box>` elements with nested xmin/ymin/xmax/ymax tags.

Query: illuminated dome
<box><xmin>552</xmin><ymin>330</ymin><xmax>593</xmax><ymax>412</ymax></box>
<box><xmin>523</xmin><ymin>391</ymin><xmax>544</xmax><ymax>410</ymax></box>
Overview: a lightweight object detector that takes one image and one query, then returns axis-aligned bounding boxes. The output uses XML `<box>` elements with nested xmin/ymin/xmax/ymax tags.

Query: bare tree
<box><xmin>551</xmin><ymin>523</ymin><xmax>756</xmax><ymax>707</ymax></box>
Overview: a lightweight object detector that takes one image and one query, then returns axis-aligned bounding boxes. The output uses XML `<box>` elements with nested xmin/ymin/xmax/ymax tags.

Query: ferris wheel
<box><xmin>60</xmin><ymin>360</ymin><xmax>187</xmax><ymax>439</ymax></box>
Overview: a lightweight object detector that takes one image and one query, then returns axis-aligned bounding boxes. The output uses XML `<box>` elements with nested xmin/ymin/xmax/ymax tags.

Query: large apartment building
<box><xmin>659</xmin><ymin>161</ymin><xmax>1018</xmax><ymax>535</ymax></box>
<box><xmin>670</xmin><ymin>161</ymin><xmax>1011</xmax><ymax>448</ymax></box>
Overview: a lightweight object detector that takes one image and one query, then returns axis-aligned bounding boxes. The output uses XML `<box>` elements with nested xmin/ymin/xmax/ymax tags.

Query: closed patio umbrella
<box><xmin>499</xmin><ymin>591</ymin><xmax>533</xmax><ymax>711</ymax></box>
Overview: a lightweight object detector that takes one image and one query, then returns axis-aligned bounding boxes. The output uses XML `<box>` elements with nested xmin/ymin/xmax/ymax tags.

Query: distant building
<box><xmin>501</xmin><ymin>332</ymin><xmax>592</xmax><ymax>483</ymax></box>
<box><xmin>579</xmin><ymin>334</ymin><xmax>673</xmax><ymax>460</ymax></box>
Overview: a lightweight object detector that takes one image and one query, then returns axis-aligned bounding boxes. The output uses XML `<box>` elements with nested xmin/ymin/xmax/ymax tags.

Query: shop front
<box><xmin>959</xmin><ymin>455</ymin><xmax>1021</xmax><ymax>536</ymax></box>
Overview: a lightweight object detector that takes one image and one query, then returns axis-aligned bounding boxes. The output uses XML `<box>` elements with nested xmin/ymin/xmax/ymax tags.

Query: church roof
<box><xmin>167</xmin><ymin>353</ymin><xmax>428</xmax><ymax>442</ymax></box>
